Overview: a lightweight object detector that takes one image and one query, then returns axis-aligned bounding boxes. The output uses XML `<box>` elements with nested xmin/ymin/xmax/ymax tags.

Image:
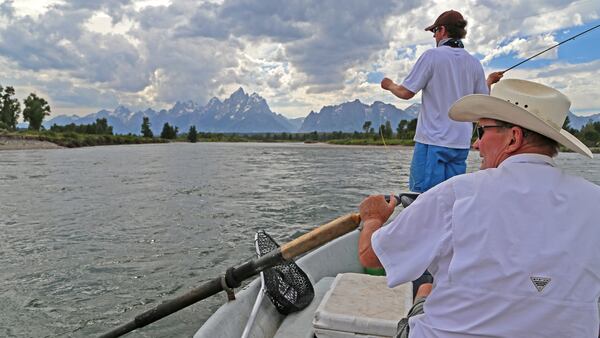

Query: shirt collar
<box><xmin>437</xmin><ymin>38</ymin><xmax>452</xmax><ymax>47</ymax></box>
<box><xmin>498</xmin><ymin>153</ymin><xmax>556</xmax><ymax>168</ymax></box>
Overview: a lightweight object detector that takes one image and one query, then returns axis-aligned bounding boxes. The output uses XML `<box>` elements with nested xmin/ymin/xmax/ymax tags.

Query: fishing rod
<box><xmin>503</xmin><ymin>23</ymin><xmax>600</xmax><ymax>73</ymax></box>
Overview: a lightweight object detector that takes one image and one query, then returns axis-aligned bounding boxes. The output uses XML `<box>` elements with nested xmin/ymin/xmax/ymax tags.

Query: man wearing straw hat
<box><xmin>359</xmin><ymin>79</ymin><xmax>599</xmax><ymax>337</ymax></box>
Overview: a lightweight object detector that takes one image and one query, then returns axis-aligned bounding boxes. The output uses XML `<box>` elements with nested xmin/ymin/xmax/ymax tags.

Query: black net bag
<box><xmin>255</xmin><ymin>230</ymin><xmax>315</xmax><ymax>315</ymax></box>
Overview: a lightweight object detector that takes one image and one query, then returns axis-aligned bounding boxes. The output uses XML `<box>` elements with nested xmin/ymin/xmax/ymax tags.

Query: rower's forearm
<box><xmin>358</xmin><ymin>219</ymin><xmax>384</xmax><ymax>268</ymax></box>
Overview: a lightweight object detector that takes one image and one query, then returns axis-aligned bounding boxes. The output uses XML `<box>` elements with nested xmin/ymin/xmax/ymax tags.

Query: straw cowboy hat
<box><xmin>449</xmin><ymin>79</ymin><xmax>593</xmax><ymax>158</ymax></box>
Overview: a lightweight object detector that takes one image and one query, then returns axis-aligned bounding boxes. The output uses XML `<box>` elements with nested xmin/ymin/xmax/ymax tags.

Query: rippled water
<box><xmin>1</xmin><ymin>143</ymin><xmax>598</xmax><ymax>337</ymax></box>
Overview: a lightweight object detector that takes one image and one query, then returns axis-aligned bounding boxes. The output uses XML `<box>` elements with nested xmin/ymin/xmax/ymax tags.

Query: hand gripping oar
<box><xmin>99</xmin><ymin>193</ymin><xmax>418</xmax><ymax>338</ymax></box>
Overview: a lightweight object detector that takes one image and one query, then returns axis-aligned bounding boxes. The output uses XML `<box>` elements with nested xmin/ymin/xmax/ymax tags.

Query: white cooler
<box><xmin>312</xmin><ymin>273</ymin><xmax>413</xmax><ymax>338</ymax></box>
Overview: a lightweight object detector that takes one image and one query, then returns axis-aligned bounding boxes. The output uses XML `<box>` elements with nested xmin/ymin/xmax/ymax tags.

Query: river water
<box><xmin>1</xmin><ymin>142</ymin><xmax>598</xmax><ymax>337</ymax></box>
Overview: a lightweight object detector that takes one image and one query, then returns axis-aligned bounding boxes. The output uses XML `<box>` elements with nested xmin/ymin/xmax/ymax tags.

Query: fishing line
<box><xmin>503</xmin><ymin>23</ymin><xmax>600</xmax><ymax>73</ymax></box>
<box><xmin>379</xmin><ymin>121</ymin><xmax>388</xmax><ymax>148</ymax></box>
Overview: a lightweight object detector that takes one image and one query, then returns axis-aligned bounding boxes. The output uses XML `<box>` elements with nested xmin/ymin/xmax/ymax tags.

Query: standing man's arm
<box><xmin>381</xmin><ymin>77</ymin><xmax>416</xmax><ymax>100</ymax></box>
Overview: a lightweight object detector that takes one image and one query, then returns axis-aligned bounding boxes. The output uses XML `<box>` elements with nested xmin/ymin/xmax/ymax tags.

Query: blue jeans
<box><xmin>409</xmin><ymin>142</ymin><xmax>469</xmax><ymax>193</ymax></box>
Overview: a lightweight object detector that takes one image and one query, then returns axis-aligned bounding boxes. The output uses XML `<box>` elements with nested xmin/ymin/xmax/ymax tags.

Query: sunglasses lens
<box><xmin>477</xmin><ymin>126</ymin><xmax>484</xmax><ymax>139</ymax></box>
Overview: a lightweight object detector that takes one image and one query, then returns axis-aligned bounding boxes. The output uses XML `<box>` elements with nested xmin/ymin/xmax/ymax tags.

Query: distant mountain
<box><xmin>44</xmin><ymin>88</ymin><xmax>298</xmax><ymax>134</ymax></box>
<box><xmin>287</xmin><ymin>117</ymin><xmax>305</xmax><ymax>131</ymax></box>
<box><xmin>194</xmin><ymin>88</ymin><xmax>296</xmax><ymax>133</ymax></box>
<box><xmin>567</xmin><ymin>111</ymin><xmax>600</xmax><ymax>130</ymax></box>
<box><xmin>298</xmin><ymin>100</ymin><xmax>418</xmax><ymax>133</ymax></box>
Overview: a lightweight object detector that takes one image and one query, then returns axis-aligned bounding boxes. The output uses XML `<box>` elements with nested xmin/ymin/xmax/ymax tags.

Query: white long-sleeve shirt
<box><xmin>372</xmin><ymin>154</ymin><xmax>600</xmax><ymax>337</ymax></box>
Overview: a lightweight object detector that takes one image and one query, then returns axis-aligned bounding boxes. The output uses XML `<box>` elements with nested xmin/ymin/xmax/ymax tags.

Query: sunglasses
<box><xmin>432</xmin><ymin>26</ymin><xmax>442</xmax><ymax>33</ymax></box>
<box><xmin>475</xmin><ymin>125</ymin><xmax>507</xmax><ymax>139</ymax></box>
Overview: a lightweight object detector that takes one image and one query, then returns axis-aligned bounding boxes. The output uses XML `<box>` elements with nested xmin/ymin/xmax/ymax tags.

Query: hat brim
<box><xmin>424</xmin><ymin>24</ymin><xmax>436</xmax><ymax>32</ymax></box>
<box><xmin>449</xmin><ymin>94</ymin><xmax>593</xmax><ymax>158</ymax></box>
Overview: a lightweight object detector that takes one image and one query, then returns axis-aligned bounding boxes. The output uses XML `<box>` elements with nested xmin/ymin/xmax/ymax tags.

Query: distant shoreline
<box><xmin>1</xmin><ymin>135</ymin><xmax>598</xmax><ymax>154</ymax></box>
<box><xmin>0</xmin><ymin>136</ymin><xmax>63</xmax><ymax>151</ymax></box>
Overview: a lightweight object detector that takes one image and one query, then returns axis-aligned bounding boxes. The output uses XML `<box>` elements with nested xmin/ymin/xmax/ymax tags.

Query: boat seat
<box><xmin>273</xmin><ymin>276</ymin><xmax>336</xmax><ymax>338</ymax></box>
<box><xmin>313</xmin><ymin>273</ymin><xmax>413</xmax><ymax>338</ymax></box>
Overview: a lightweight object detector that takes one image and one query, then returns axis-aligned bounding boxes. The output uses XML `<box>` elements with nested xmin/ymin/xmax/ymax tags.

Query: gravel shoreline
<box><xmin>0</xmin><ymin>136</ymin><xmax>63</xmax><ymax>150</ymax></box>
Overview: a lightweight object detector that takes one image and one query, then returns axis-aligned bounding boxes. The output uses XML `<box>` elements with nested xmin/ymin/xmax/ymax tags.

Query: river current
<box><xmin>1</xmin><ymin>142</ymin><xmax>598</xmax><ymax>337</ymax></box>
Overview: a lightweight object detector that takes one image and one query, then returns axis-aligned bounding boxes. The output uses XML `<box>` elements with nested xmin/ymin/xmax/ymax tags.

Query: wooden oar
<box><xmin>99</xmin><ymin>193</ymin><xmax>418</xmax><ymax>338</ymax></box>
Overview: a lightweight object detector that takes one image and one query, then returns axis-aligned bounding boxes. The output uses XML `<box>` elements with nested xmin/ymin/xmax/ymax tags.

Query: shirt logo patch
<box><xmin>530</xmin><ymin>276</ymin><xmax>551</xmax><ymax>292</ymax></box>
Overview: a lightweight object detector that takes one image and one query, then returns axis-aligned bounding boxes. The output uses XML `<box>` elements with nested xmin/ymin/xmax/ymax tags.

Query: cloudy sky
<box><xmin>0</xmin><ymin>0</ymin><xmax>599</xmax><ymax>119</ymax></box>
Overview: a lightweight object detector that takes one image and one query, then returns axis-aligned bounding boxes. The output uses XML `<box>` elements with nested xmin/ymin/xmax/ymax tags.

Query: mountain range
<box><xmin>42</xmin><ymin>88</ymin><xmax>598</xmax><ymax>134</ymax></box>
<box><xmin>299</xmin><ymin>100</ymin><xmax>419</xmax><ymax>133</ymax></box>
<box><xmin>42</xmin><ymin>88</ymin><xmax>419</xmax><ymax>135</ymax></box>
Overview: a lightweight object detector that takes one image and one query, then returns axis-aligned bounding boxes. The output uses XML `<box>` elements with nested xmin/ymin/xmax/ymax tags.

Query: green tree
<box><xmin>0</xmin><ymin>86</ymin><xmax>21</xmax><ymax>130</ymax></box>
<box><xmin>23</xmin><ymin>93</ymin><xmax>51</xmax><ymax>131</ymax></box>
<box><xmin>362</xmin><ymin>121</ymin><xmax>372</xmax><ymax>134</ymax></box>
<box><xmin>160</xmin><ymin>122</ymin><xmax>178</xmax><ymax>139</ymax></box>
<box><xmin>562</xmin><ymin>116</ymin><xmax>578</xmax><ymax>134</ymax></box>
<box><xmin>187</xmin><ymin>125</ymin><xmax>198</xmax><ymax>143</ymax></box>
<box><xmin>407</xmin><ymin>118</ymin><xmax>417</xmax><ymax>132</ymax></box>
<box><xmin>141</xmin><ymin>116</ymin><xmax>153</xmax><ymax>138</ymax></box>
<box><xmin>397</xmin><ymin>120</ymin><xmax>408</xmax><ymax>139</ymax></box>
<box><xmin>580</xmin><ymin>121</ymin><xmax>600</xmax><ymax>146</ymax></box>
<box><xmin>384</xmin><ymin>120</ymin><xmax>393</xmax><ymax>138</ymax></box>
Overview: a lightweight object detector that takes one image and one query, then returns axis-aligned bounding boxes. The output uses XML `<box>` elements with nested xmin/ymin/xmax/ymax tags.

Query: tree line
<box><xmin>50</xmin><ymin>118</ymin><xmax>113</xmax><ymax>135</ymax></box>
<box><xmin>0</xmin><ymin>86</ymin><xmax>50</xmax><ymax>131</ymax></box>
<box><xmin>563</xmin><ymin>116</ymin><xmax>600</xmax><ymax>148</ymax></box>
<box><xmin>136</xmin><ymin>116</ymin><xmax>600</xmax><ymax>148</ymax></box>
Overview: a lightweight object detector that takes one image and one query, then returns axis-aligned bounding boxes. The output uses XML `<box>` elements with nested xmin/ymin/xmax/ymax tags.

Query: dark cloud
<box><xmin>0</xmin><ymin>2</ymin><xmax>150</xmax><ymax>91</ymax></box>
<box><xmin>55</xmin><ymin>0</ymin><xmax>133</xmax><ymax>22</ymax></box>
<box><xmin>45</xmin><ymin>79</ymin><xmax>120</xmax><ymax>108</ymax></box>
<box><xmin>174</xmin><ymin>0</ymin><xmax>421</xmax><ymax>91</ymax></box>
<box><xmin>0</xmin><ymin>9</ymin><xmax>87</xmax><ymax>70</ymax></box>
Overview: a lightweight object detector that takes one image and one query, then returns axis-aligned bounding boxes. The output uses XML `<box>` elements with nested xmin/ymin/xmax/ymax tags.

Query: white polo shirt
<box><xmin>402</xmin><ymin>46</ymin><xmax>488</xmax><ymax>149</ymax></box>
<box><xmin>372</xmin><ymin>154</ymin><xmax>600</xmax><ymax>337</ymax></box>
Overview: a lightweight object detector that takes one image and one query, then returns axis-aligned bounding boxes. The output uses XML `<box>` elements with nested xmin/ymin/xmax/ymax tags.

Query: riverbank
<box><xmin>2</xmin><ymin>132</ymin><xmax>599</xmax><ymax>154</ymax></box>
<box><xmin>0</xmin><ymin>131</ymin><xmax>169</xmax><ymax>150</ymax></box>
<box><xmin>0</xmin><ymin>136</ymin><xmax>64</xmax><ymax>150</ymax></box>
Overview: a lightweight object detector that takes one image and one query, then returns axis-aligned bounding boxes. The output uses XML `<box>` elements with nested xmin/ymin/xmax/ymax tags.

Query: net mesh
<box><xmin>256</xmin><ymin>230</ymin><xmax>315</xmax><ymax>315</ymax></box>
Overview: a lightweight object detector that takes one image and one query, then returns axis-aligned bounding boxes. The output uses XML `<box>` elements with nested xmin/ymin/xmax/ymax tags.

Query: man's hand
<box><xmin>359</xmin><ymin>194</ymin><xmax>397</xmax><ymax>226</ymax></box>
<box><xmin>487</xmin><ymin>71</ymin><xmax>504</xmax><ymax>89</ymax></box>
<box><xmin>380</xmin><ymin>77</ymin><xmax>415</xmax><ymax>99</ymax></box>
<box><xmin>381</xmin><ymin>77</ymin><xmax>394</xmax><ymax>90</ymax></box>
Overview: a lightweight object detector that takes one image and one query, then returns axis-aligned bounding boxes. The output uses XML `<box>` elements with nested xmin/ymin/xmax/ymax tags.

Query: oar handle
<box><xmin>281</xmin><ymin>213</ymin><xmax>361</xmax><ymax>259</ymax></box>
<box><xmin>280</xmin><ymin>193</ymin><xmax>419</xmax><ymax>260</ymax></box>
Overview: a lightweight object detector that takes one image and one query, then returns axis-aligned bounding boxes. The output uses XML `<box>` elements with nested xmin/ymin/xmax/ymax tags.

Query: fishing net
<box><xmin>255</xmin><ymin>230</ymin><xmax>315</xmax><ymax>315</ymax></box>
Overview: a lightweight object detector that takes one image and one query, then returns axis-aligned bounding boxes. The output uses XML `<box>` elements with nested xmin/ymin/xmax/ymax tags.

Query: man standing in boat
<box><xmin>379</xmin><ymin>8</ymin><xmax>502</xmax><ymax>292</ymax></box>
<box><xmin>381</xmin><ymin>10</ymin><xmax>502</xmax><ymax>193</ymax></box>
<box><xmin>360</xmin><ymin>79</ymin><xmax>600</xmax><ymax>337</ymax></box>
